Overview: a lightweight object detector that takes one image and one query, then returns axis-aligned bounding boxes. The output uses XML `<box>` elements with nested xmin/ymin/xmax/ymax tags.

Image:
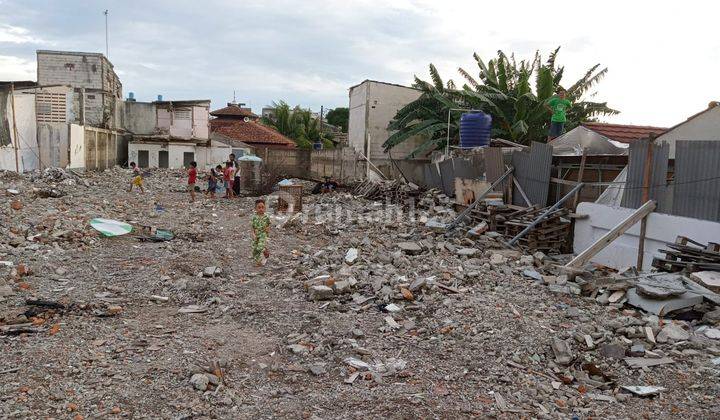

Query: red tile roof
<box><xmin>581</xmin><ymin>122</ymin><xmax>667</xmax><ymax>144</ymax></box>
<box><xmin>210</xmin><ymin>119</ymin><xmax>296</xmax><ymax>148</ymax></box>
<box><xmin>210</xmin><ymin>105</ymin><xmax>259</xmax><ymax>119</ymax></box>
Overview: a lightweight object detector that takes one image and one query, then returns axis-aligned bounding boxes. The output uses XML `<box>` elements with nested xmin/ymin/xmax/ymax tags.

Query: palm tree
<box><xmin>261</xmin><ymin>101</ymin><xmax>330</xmax><ymax>149</ymax></box>
<box><xmin>384</xmin><ymin>48</ymin><xmax>619</xmax><ymax>157</ymax></box>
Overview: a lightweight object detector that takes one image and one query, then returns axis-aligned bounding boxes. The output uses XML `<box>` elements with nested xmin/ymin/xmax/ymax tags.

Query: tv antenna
<box><xmin>103</xmin><ymin>9</ymin><xmax>109</xmax><ymax>58</ymax></box>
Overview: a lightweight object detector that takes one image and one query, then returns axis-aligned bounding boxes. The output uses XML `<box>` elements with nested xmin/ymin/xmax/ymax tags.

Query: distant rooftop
<box><xmin>581</xmin><ymin>122</ymin><xmax>667</xmax><ymax>144</ymax></box>
<box><xmin>210</xmin><ymin>103</ymin><xmax>259</xmax><ymax>119</ymax></box>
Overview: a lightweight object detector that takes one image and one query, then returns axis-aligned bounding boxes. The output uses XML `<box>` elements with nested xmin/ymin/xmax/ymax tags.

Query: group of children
<box><xmin>128</xmin><ymin>160</ymin><xmax>271</xmax><ymax>266</ymax></box>
<box><xmin>206</xmin><ymin>160</ymin><xmax>241</xmax><ymax>199</ymax></box>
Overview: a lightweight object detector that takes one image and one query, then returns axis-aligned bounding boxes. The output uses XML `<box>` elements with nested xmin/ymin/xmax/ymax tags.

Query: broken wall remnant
<box><xmin>574</xmin><ymin>202</ymin><xmax>720</xmax><ymax>270</ymax></box>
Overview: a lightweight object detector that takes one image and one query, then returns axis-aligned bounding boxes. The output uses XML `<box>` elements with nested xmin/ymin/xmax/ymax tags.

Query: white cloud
<box><xmin>0</xmin><ymin>24</ymin><xmax>44</xmax><ymax>44</ymax></box>
<box><xmin>0</xmin><ymin>55</ymin><xmax>35</xmax><ymax>80</ymax></box>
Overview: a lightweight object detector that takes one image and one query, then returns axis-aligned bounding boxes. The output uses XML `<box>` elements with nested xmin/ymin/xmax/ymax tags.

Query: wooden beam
<box><xmin>512</xmin><ymin>176</ymin><xmax>532</xmax><ymax>207</ymax></box>
<box><xmin>572</xmin><ymin>148</ymin><xmax>587</xmax><ymax>211</ymax></box>
<box><xmin>566</xmin><ymin>200</ymin><xmax>656</xmax><ymax>268</ymax></box>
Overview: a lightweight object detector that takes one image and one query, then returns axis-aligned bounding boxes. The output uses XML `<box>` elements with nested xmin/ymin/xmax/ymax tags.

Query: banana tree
<box><xmin>385</xmin><ymin>48</ymin><xmax>619</xmax><ymax>157</ymax></box>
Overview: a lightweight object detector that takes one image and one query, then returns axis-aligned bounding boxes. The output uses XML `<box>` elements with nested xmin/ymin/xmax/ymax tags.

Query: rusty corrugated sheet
<box><xmin>672</xmin><ymin>140</ymin><xmax>720</xmax><ymax>222</ymax></box>
<box><xmin>511</xmin><ymin>141</ymin><xmax>552</xmax><ymax>206</ymax></box>
<box><xmin>621</xmin><ymin>140</ymin><xmax>669</xmax><ymax>210</ymax></box>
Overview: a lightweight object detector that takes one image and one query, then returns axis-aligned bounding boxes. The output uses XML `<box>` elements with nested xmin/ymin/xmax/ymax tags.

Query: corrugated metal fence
<box><xmin>623</xmin><ymin>139</ymin><xmax>720</xmax><ymax>222</ymax></box>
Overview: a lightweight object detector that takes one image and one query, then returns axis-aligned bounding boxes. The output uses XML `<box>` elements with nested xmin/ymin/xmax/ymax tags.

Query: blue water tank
<box><xmin>459</xmin><ymin>112</ymin><xmax>492</xmax><ymax>148</ymax></box>
<box><xmin>157</xmin><ymin>94</ymin><xmax>163</xmax><ymax>101</ymax></box>
<box><xmin>313</xmin><ymin>141</ymin><xmax>323</xmax><ymax>151</ymax></box>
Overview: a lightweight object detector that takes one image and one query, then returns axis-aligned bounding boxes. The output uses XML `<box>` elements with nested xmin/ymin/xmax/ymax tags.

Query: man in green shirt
<box><xmin>545</xmin><ymin>90</ymin><xmax>572</xmax><ymax>140</ymax></box>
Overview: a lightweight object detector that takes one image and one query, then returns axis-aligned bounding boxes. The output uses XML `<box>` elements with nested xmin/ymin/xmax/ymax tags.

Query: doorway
<box><xmin>183</xmin><ymin>152</ymin><xmax>195</xmax><ymax>168</ymax></box>
<box><xmin>158</xmin><ymin>150</ymin><xmax>169</xmax><ymax>168</ymax></box>
<box><xmin>137</xmin><ymin>150</ymin><xmax>149</xmax><ymax>168</ymax></box>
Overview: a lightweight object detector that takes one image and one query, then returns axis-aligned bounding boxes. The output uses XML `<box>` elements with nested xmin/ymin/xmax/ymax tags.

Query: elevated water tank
<box><xmin>459</xmin><ymin>112</ymin><xmax>492</xmax><ymax>148</ymax></box>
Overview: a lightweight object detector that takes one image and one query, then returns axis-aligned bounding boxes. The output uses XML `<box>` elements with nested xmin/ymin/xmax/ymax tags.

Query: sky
<box><xmin>1</xmin><ymin>0</ymin><xmax>718</xmax><ymax>127</ymax></box>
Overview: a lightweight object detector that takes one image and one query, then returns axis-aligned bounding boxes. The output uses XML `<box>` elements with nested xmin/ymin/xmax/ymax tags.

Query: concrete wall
<box><xmin>128</xmin><ymin>142</ymin><xmax>230</xmax><ymax>170</ymax></box>
<box><xmin>348</xmin><ymin>80</ymin><xmax>427</xmax><ymax>178</ymax></box>
<box><xmin>657</xmin><ymin>105</ymin><xmax>720</xmax><ymax>158</ymax></box>
<box><xmin>37</xmin><ymin>51</ymin><xmax>104</xmax><ymax>89</ymax></box>
<box><xmin>156</xmin><ymin>105</ymin><xmax>210</xmax><ymax>140</ymax></box>
<box><xmin>574</xmin><ymin>202</ymin><xmax>720</xmax><ymax>270</ymax></box>
<box><xmin>123</xmin><ymin>101</ymin><xmax>156</xmax><ymax>134</ymax></box>
<box><xmin>69</xmin><ymin>124</ymin><xmax>84</xmax><ymax>168</ymax></box>
<box><xmin>37</xmin><ymin>51</ymin><xmax>122</xmax><ymax>129</ymax></box>
<box><xmin>348</xmin><ymin>83</ymin><xmax>368</xmax><ymax>157</ymax></box>
<box><xmin>0</xmin><ymin>90</ymin><xmax>38</xmax><ymax>172</ymax></box>
<box><xmin>37</xmin><ymin>123</ymin><xmax>69</xmax><ymax>168</ymax></box>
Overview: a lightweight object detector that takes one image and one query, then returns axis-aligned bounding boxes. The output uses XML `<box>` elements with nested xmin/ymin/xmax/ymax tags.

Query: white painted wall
<box><xmin>348</xmin><ymin>81</ymin><xmax>426</xmax><ymax>161</ymax></box>
<box><xmin>574</xmin><ymin>202</ymin><xmax>720</xmax><ymax>270</ymax></box>
<box><xmin>128</xmin><ymin>142</ymin><xmax>230</xmax><ymax>169</ymax></box>
<box><xmin>656</xmin><ymin>105</ymin><xmax>720</xmax><ymax>158</ymax></box>
<box><xmin>0</xmin><ymin>91</ymin><xmax>38</xmax><ymax>172</ymax></box>
<box><xmin>69</xmin><ymin>124</ymin><xmax>85</xmax><ymax>169</ymax></box>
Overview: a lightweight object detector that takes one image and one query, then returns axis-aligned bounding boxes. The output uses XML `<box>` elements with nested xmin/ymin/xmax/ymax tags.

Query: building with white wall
<box><xmin>127</xmin><ymin>99</ymin><xmax>230</xmax><ymax>169</ymax></box>
<box><xmin>656</xmin><ymin>102</ymin><xmax>720</xmax><ymax>158</ymax></box>
<box><xmin>347</xmin><ymin>80</ymin><xmax>425</xmax><ymax>177</ymax></box>
<box><xmin>0</xmin><ymin>83</ymin><xmax>38</xmax><ymax>172</ymax></box>
<box><xmin>36</xmin><ymin>50</ymin><xmax>122</xmax><ymax>129</ymax></box>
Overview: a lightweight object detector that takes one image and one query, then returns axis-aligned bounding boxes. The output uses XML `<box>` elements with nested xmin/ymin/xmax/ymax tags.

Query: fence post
<box><xmin>637</xmin><ymin>134</ymin><xmax>656</xmax><ymax>269</ymax></box>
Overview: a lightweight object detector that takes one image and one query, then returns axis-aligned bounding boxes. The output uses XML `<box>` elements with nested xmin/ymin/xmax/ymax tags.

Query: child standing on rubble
<box><xmin>223</xmin><ymin>161</ymin><xmax>235</xmax><ymax>199</ymax></box>
<box><xmin>206</xmin><ymin>165</ymin><xmax>220</xmax><ymax>199</ymax></box>
<box><xmin>251</xmin><ymin>198</ymin><xmax>271</xmax><ymax>266</ymax></box>
<box><xmin>128</xmin><ymin>162</ymin><xmax>144</xmax><ymax>194</ymax></box>
<box><xmin>188</xmin><ymin>161</ymin><xmax>198</xmax><ymax>203</ymax></box>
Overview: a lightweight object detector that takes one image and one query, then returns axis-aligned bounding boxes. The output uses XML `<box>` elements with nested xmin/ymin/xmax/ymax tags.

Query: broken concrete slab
<box><xmin>551</xmin><ymin>338</ymin><xmax>573</xmax><ymax>365</ymax></box>
<box><xmin>456</xmin><ymin>248</ymin><xmax>479</xmax><ymax>257</ymax></box>
<box><xmin>690</xmin><ymin>271</ymin><xmax>720</xmax><ymax>291</ymax></box>
<box><xmin>657</xmin><ymin>324</ymin><xmax>690</xmax><ymax>343</ymax></box>
<box><xmin>636</xmin><ymin>275</ymin><xmax>686</xmax><ymax>298</ymax></box>
<box><xmin>626</xmin><ymin>288</ymin><xmax>703</xmax><ymax>316</ymax></box>
<box><xmin>624</xmin><ymin>357</ymin><xmax>674</xmax><ymax>369</ymax></box>
<box><xmin>397</xmin><ymin>242</ymin><xmax>422</xmax><ymax>255</ymax></box>
<box><xmin>345</xmin><ymin>248</ymin><xmax>359</xmax><ymax>265</ymax></box>
<box><xmin>308</xmin><ymin>285</ymin><xmax>334</xmax><ymax>301</ymax></box>
<box><xmin>621</xmin><ymin>385</ymin><xmax>666</xmax><ymax>397</ymax></box>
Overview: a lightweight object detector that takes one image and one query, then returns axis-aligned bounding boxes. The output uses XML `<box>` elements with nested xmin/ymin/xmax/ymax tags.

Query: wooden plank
<box><xmin>566</xmin><ymin>200</ymin><xmax>656</xmax><ymax>268</ymax></box>
<box><xmin>512</xmin><ymin>176</ymin><xmax>532</xmax><ymax>207</ymax></box>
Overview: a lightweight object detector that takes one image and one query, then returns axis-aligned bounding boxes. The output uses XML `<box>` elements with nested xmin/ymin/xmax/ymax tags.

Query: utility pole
<box><xmin>10</xmin><ymin>83</ymin><xmax>20</xmax><ymax>172</ymax></box>
<box><xmin>320</xmin><ymin>105</ymin><xmax>324</xmax><ymax>133</ymax></box>
<box><xmin>104</xmin><ymin>10</ymin><xmax>109</xmax><ymax>58</ymax></box>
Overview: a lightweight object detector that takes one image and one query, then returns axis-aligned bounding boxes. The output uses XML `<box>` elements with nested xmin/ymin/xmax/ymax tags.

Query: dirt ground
<box><xmin>1</xmin><ymin>168</ymin><xmax>719</xmax><ymax>419</ymax></box>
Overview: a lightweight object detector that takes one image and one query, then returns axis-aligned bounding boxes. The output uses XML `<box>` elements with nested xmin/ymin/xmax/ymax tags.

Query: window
<box><xmin>174</xmin><ymin>109</ymin><xmax>192</xmax><ymax>120</ymax></box>
<box><xmin>36</xmin><ymin>92</ymin><xmax>67</xmax><ymax>123</ymax></box>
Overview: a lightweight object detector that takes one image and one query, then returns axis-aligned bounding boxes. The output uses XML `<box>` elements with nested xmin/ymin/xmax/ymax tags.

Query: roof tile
<box><xmin>581</xmin><ymin>122</ymin><xmax>667</xmax><ymax>144</ymax></box>
<box><xmin>210</xmin><ymin>119</ymin><xmax>296</xmax><ymax>148</ymax></box>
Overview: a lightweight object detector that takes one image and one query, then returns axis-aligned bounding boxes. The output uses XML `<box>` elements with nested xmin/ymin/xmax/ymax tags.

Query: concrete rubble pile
<box><xmin>1</xmin><ymin>170</ymin><xmax>719</xmax><ymax>418</ymax></box>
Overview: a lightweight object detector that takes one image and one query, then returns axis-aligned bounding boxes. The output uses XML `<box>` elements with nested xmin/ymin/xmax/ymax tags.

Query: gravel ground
<box><xmin>1</xmin><ymin>168</ymin><xmax>719</xmax><ymax>419</ymax></box>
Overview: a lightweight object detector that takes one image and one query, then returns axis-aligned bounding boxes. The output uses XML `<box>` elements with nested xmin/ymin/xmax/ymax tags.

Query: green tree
<box><xmin>261</xmin><ymin>101</ymin><xmax>332</xmax><ymax>149</ymax></box>
<box><xmin>384</xmin><ymin>48</ymin><xmax>619</xmax><ymax>157</ymax></box>
<box><xmin>326</xmin><ymin>107</ymin><xmax>349</xmax><ymax>132</ymax></box>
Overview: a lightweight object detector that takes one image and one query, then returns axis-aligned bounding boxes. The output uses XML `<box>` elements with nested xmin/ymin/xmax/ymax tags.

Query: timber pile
<box><xmin>352</xmin><ymin>180</ymin><xmax>424</xmax><ymax>205</ymax></box>
<box><xmin>467</xmin><ymin>202</ymin><xmax>572</xmax><ymax>253</ymax></box>
<box><xmin>652</xmin><ymin>236</ymin><xmax>720</xmax><ymax>273</ymax></box>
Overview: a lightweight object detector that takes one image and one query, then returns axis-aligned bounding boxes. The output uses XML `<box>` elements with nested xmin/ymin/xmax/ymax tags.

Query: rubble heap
<box><xmin>1</xmin><ymin>170</ymin><xmax>719</xmax><ymax>418</ymax></box>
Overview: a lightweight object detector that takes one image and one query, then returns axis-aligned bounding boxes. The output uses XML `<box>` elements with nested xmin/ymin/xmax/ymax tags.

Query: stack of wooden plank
<box><xmin>466</xmin><ymin>202</ymin><xmax>572</xmax><ymax>252</ymax></box>
<box><xmin>652</xmin><ymin>236</ymin><xmax>720</xmax><ymax>273</ymax></box>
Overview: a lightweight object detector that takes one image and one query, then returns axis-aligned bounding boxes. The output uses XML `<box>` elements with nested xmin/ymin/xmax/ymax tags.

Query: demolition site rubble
<box><xmin>1</xmin><ymin>170</ymin><xmax>719</xmax><ymax>418</ymax></box>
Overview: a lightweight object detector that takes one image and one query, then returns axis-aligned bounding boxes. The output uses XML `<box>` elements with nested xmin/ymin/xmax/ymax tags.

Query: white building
<box><xmin>127</xmin><ymin>100</ymin><xmax>230</xmax><ymax>169</ymax></box>
<box><xmin>348</xmin><ymin>80</ymin><xmax>425</xmax><ymax>177</ymax></box>
<box><xmin>656</xmin><ymin>101</ymin><xmax>720</xmax><ymax>158</ymax></box>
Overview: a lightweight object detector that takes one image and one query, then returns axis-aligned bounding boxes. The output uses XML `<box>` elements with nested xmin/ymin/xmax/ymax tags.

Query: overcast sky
<box><xmin>1</xmin><ymin>0</ymin><xmax>718</xmax><ymax>127</ymax></box>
